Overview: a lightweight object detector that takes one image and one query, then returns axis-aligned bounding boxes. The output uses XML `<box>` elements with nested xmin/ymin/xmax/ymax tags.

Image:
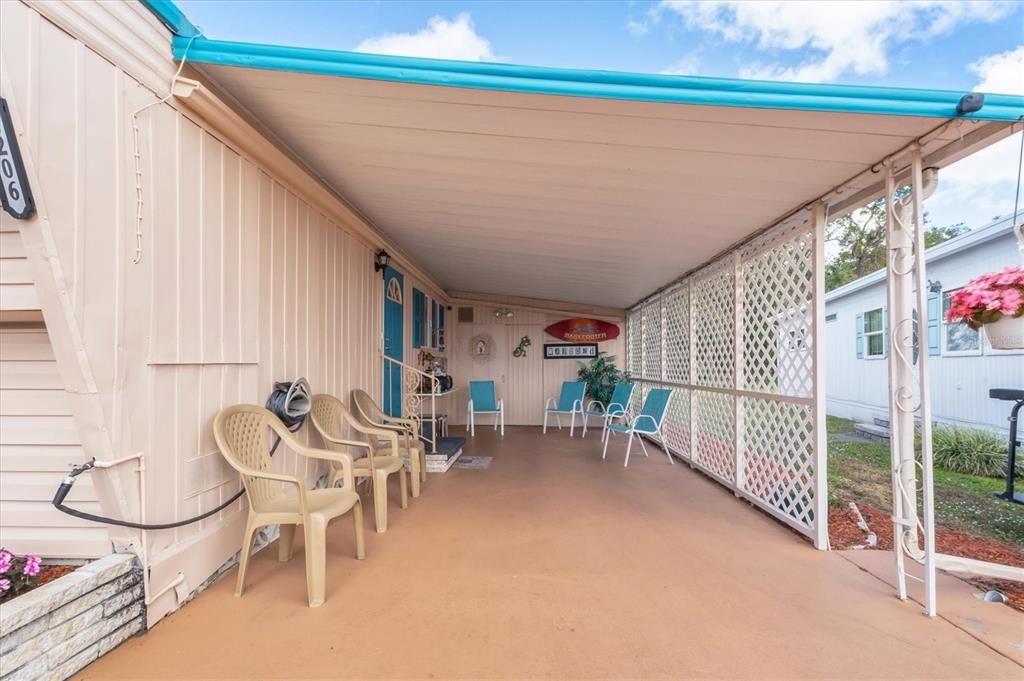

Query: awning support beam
<box><xmin>884</xmin><ymin>149</ymin><xmax>938</xmax><ymax>617</ymax></box>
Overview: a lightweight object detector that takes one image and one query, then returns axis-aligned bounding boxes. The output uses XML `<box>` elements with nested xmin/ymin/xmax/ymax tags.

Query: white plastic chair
<box><xmin>213</xmin><ymin>404</ymin><xmax>364</xmax><ymax>608</ymax></box>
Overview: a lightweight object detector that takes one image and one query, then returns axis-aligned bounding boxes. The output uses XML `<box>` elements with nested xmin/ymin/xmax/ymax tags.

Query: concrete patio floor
<box><xmin>80</xmin><ymin>427</ymin><xmax>1021</xmax><ymax>679</ymax></box>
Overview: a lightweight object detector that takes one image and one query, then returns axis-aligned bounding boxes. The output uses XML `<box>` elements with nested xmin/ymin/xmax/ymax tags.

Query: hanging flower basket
<box><xmin>983</xmin><ymin>314</ymin><xmax>1024</xmax><ymax>350</ymax></box>
<box><xmin>945</xmin><ymin>266</ymin><xmax>1024</xmax><ymax>350</ymax></box>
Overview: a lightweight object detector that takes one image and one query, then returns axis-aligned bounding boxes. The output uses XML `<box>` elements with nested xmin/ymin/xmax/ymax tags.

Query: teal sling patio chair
<box><xmin>467</xmin><ymin>380</ymin><xmax>504</xmax><ymax>436</ymax></box>
<box><xmin>602</xmin><ymin>387</ymin><xmax>675</xmax><ymax>467</ymax></box>
<box><xmin>582</xmin><ymin>382</ymin><xmax>635</xmax><ymax>439</ymax></box>
<box><xmin>543</xmin><ymin>381</ymin><xmax>587</xmax><ymax>437</ymax></box>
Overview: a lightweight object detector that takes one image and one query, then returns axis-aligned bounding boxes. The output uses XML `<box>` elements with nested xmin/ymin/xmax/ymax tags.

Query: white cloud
<box><xmin>658</xmin><ymin>1</ymin><xmax>1014</xmax><ymax>83</ymax></box>
<box><xmin>661</xmin><ymin>53</ymin><xmax>702</xmax><ymax>76</ymax></box>
<box><xmin>971</xmin><ymin>45</ymin><xmax>1024</xmax><ymax>95</ymax></box>
<box><xmin>926</xmin><ymin>132</ymin><xmax>1022</xmax><ymax>230</ymax></box>
<box><xmin>923</xmin><ymin>45</ymin><xmax>1023</xmax><ymax>230</ymax></box>
<box><xmin>626</xmin><ymin>18</ymin><xmax>650</xmax><ymax>37</ymax></box>
<box><xmin>355</xmin><ymin>14</ymin><xmax>496</xmax><ymax>61</ymax></box>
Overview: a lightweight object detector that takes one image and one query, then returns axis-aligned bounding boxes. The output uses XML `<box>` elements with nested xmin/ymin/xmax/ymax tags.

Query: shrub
<box><xmin>931</xmin><ymin>425</ymin><xmax>1018</xmax><ymax>478</ymax></box>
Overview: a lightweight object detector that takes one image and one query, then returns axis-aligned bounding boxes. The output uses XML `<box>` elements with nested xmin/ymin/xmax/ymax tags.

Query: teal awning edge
<box><xmin>147</xmin><ymin>0</ymin><xmax>1024</xmax><ymax>122</ymax></box>
<box><xmin>142</xmin><ymin>0</ymin><xmax>202</xmax><ymax>38</ymax></box>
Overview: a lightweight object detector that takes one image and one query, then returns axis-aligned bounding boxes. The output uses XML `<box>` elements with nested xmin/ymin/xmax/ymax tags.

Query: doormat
<box><xmin>454</xmin><ymin>456</ymin><xmax>492</xmax><ymax>470</ymax></box>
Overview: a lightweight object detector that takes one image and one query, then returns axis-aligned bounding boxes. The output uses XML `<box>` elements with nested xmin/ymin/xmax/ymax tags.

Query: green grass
<box><xmin>827</xmin><ymin>417</ymin><xmax>1024</xmax><ymax>547</ymax></box>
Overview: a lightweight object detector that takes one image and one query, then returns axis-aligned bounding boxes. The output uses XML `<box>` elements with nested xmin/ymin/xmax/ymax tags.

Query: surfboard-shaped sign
<box><xmin>544</xmin><ymin>318</ymin><xmax>620</xmax><ymax>343</ymax></box>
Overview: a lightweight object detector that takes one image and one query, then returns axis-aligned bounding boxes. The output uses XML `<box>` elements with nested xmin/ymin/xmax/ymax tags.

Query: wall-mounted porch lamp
<box><xmin>374</xmin><ymin>249</ymin><xmax>391</xmax><ymax>278</ymax></box>
<box><xmin>927</xmin><ymin>279</ymin><xmax>943</xmax><ymax>293</ymax></box>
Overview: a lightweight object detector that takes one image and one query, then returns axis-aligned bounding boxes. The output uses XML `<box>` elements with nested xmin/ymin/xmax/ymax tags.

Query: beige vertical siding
<box><xmin>0</xmin><ymin>0</ymin><xmax>404</xmax><ymax>624</ymax></box>
<box><xmin>0</xmin><ymin>329</ymin><xmax>110</xmax><ymax>558</ymax></box>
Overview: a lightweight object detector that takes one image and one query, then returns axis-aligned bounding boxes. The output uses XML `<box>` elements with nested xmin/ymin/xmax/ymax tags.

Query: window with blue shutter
<box><xmin>431</xmin><ymin>300</ymin><xmax>440</xmax><ymax>348</ymax></box>
<box><xmin>881</xmin><ymin>306</ymin><xmax>888</xmax><ymax>358</ymax></box>
<box><xmin>855</xmin><ymin>312</ymin><xmax>864</xmax><ymax>359</ymax></box>
<box><xmin>860</xmin><ymin>307</ymin><xmax>885</xmax><ymax>358</ymax></box>
<box><xmin>926</xmin><ymin>292</ymin><xmax>940</xmax><ymax>356</ymax></box>
<box><xmin>412</xmin><ymin>288</ymin><xmax>425</xmax><ymax>348</ymax></box>
<box><xmin>438</xmin><ymin>305</ymin><xmax>446</xmax><ymax>351</ymax></box>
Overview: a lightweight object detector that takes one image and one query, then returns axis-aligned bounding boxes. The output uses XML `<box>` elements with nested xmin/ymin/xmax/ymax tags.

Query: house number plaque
<box><xmin>0</xmin><ymin>98</ymin><xmax>36</xmax><ymax>220</ymax></box>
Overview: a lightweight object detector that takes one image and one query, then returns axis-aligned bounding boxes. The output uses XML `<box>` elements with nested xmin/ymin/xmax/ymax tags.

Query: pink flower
<box><xmin>945</xmin><ymin>267</ymin><xmax>1024</xmax><ymax>324</ymax></box>
<box><xmin>23</xmin><ymin>556</ymin><xmax>41</xmax><ymax>578</ymax></box>
<box><xmin>0</xmin><ymin>551</ymin><xmax>11</xmax><ymax>574</ymax></box>
<box><xmin>0</xmin><ymin>579</ymin><xmax>9</xmax><ymax>593</ymax></box>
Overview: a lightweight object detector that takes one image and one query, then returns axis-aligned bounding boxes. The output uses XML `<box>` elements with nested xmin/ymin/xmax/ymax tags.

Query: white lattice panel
<box><xmin>741</xmin><ymin>229</ymin><xmax>814</xmax><ymax>397</ymax></box>
<box><xmin>662</xmin><ymin>387</ymin><xmax>691</xmax><ymax>459</ymax></box>
<box><xmin>627</xmin><ymin>308</ymin><xmax>643</xmax><ymax>378</ymax></box>
<box><xmin>641</xmin><ymin>299</ymin><xmax>662</xmax><ymax>381</ymax></box>
<box><xmin>692</xmin><ymin>264</ymin><xmax>734</xmax><ymax>389</ymax></box>
<box><xmin>738</xmin><ymin>212</ymin><xmax>811</xmax><ymax>260</ymax></box>
<box><xmin>741</xmin><ymin>397</ymin><xmax>816</xmax><ymax>530</ymax></box>
<box><xmin>662</xmin><ymin>285</ymin><xmax>689</xmax><ymax>385</ymax></box>
<box><xmin>693</xmin><ymin>390</ymin><xmax>734</xmax><ymax>482</ymax></box>
<box><xmin>627</xmin><ymin>215</ymin><xmax>822</xmax><ymax>546</ymax></box>
<box><xmin>630</xmin><ymin>381</ymin><xmax>644</xmax><ymax>416</ymax></box>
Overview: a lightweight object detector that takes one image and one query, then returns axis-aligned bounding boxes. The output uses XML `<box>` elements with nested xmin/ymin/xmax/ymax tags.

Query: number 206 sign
<box><xmin>0</xmin><ymin>98</ymin><xmax>36</xmax><ymax>220</ymax></box>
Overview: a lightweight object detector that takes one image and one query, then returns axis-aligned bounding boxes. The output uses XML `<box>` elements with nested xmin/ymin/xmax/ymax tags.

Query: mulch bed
<box><xmin>0</xmin><ymin>564</ymin><xmax>75</xmax><ymax>604</ymax></box>
<box><xmin>830</xmin><ymin>499</ymin><xmax>1024</xmax><ymax>610</ymax></box>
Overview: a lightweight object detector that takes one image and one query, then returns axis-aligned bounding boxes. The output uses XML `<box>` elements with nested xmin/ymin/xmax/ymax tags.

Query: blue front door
<box><xmin>383</xmin><ymin>267</ymin><xmax>404</xmax><ymax>417</ymax></box>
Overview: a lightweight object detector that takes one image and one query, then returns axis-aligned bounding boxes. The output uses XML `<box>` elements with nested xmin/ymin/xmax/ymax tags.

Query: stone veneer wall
<box><xmin>0</xmin><ymin>554</ymin><xmax>144</xmax><ymax>681</ymax></box>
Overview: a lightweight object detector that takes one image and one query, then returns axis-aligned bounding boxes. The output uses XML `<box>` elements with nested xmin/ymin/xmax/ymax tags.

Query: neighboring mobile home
<box><xmin>825</xmin><ymin>212</ymin><xmax>1023</xmax><ymax>434</ymax></box>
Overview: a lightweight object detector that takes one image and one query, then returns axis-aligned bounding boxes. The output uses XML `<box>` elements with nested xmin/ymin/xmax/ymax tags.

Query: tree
<box><xmin>825</xmin><ymin>190</ymin><xmax>966</xmax><ymax>291</ymax></box>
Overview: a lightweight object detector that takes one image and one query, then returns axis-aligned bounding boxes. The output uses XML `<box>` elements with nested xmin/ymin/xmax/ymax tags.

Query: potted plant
<box><xmin>577</xmin><ymin>352</ymin><xmax>626</xmax><ymax>406</ymax></box>
<box><xmin>945</xmin><ymin>266</ymin><xmax>1024</xmax><ymax>350</ymax></box>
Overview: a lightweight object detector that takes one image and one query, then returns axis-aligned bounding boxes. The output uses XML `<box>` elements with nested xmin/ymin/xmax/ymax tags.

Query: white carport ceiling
<box><xmin>193</xmin><ymin>64</ymin><xmax>1003</xmax><ymax>308</ymax></box>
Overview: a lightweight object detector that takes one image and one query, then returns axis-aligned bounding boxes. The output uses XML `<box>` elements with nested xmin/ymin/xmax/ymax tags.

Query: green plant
<box><xmin>576</xmin><ymin>352</ymin><xmax>625</xmax><ymax>406</ymax></box>
<box><xmin>932</xmin><ymin>425</ymin><xmax>1017</xmax><ymax>478</ymax></box>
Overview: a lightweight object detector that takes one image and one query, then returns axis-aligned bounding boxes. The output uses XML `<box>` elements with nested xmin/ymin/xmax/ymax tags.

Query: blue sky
<box><xmin>178</xmin><ymin>0</ymin><xmax>1024</xmax><ymax>230</ymax></box>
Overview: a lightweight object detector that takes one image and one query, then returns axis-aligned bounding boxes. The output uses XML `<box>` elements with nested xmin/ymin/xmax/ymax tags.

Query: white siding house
<box><xmin>825</xmin><ymin>213</ymin><xmax>1023</xmax><ymax>434</ymax></box>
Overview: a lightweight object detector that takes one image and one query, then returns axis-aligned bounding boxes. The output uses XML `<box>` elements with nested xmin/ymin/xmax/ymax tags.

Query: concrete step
<box><xmin>853</xmin><ymin>422</ymin><xmax>891</xmax><ymax>441</ymax></box>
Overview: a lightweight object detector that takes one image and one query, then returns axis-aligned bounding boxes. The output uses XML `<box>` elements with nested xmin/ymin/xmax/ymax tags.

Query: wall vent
<box><xmin>458</xmin><ymin>306</ymin><xmax>474</xmax><ymax>323</ymax></box>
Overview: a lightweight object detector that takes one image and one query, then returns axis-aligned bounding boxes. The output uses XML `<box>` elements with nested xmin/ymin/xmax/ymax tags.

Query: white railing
<box><xmin>381</xmin><ymin>354</ymin><xmax>441</xmax><ymax>453</ymax></box>
<box><xmin>627</xmin><ymin>209</ymin><xmax>828</xmax><ymax>549</ymax></box>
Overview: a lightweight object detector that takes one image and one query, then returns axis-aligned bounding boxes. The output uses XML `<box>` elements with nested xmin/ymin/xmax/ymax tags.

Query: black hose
<box><xmin>52</xmin><ymin>380</ymin><xmax>309</xmax><ymax>530</ymax></box>
<box><xmin>53</xmin><ymin>460</ymin><xmax>247</xmax><ymax>530</ymax></box>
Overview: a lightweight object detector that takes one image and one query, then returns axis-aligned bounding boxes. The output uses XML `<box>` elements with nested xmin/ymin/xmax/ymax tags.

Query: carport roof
<box><xmin>144</xmin><ymin>0</ymin><xmax>1024</xmax><ymax>308</ymax></box>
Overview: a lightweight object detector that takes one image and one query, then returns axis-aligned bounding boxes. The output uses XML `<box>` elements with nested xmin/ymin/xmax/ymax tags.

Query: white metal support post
<box><xmin>811</xmin><ymin>203</ymin><xmax>829</xmax><ymax>550</ymax></box>
<box><xmin>884</xmin><ymin>148</ymin><xmax>938</xmax><ymax>617</ymax></box>
<box><xmin>883</xmin><ymin>161</ymin><xmax>908</xmax><ymax>601</ymax></box>
<box><xmin>910</xmin><ymin>151</ymin><xmax>938</xmax><ymax>616</ymax></box>
<box><xmin>688</xmin><ymin>278</ymin><xmax>697</xmax><ymax>467</ymax></box>
<box><xmin>733</xmin><ymin>251</ymin><xmax>745</xmax><ymax>496</ymax></box>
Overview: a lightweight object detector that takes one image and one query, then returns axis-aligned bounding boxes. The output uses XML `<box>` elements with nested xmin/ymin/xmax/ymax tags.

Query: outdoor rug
<box><xmin>453</xmin><ymin>456</ymin><xmax>492</xmax><ymax>470</ymax></box>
